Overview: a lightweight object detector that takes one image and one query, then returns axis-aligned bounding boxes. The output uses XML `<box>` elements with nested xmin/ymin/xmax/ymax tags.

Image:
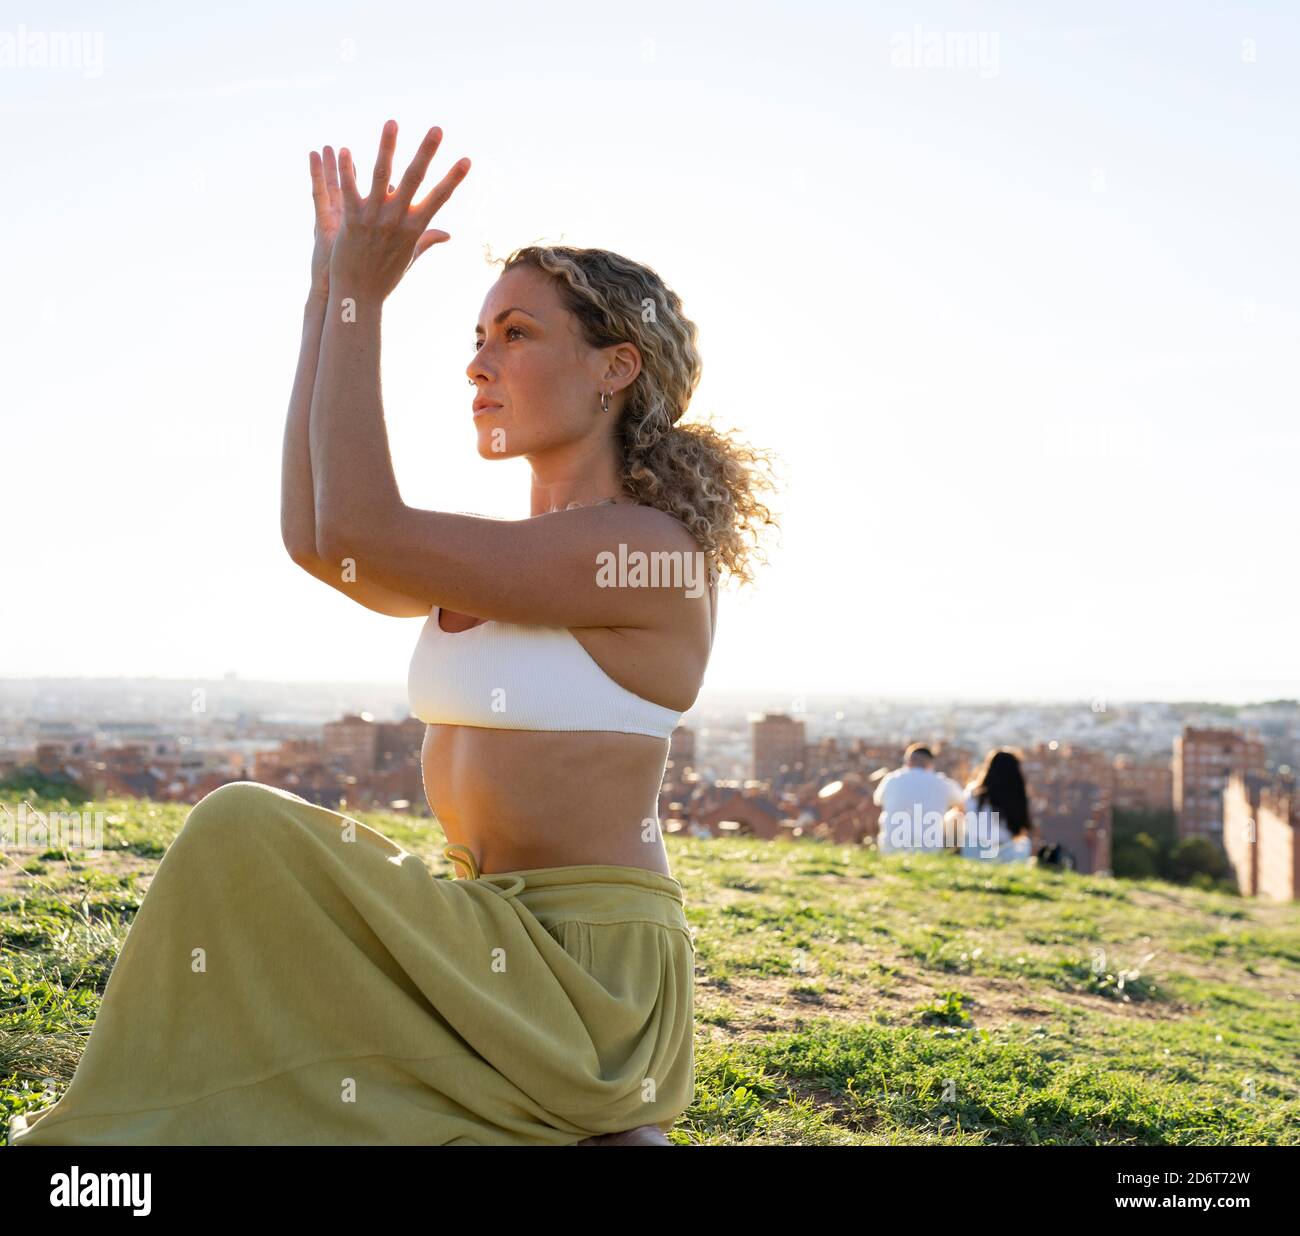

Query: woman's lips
<box><xmin>472</xmin><ymin>403</ymin><xmax>502</xmax><ymax>418</ymax></box>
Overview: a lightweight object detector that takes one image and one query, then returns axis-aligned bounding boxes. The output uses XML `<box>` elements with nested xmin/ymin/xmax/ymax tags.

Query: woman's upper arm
<box><xmin>315</xmin><ymin>502</ymin><xmax>710</xmax><ymax>629</ymax></box>
<box><xmin>288</xmin><ymin>545</ymin><xmax>434</xmax><ymax>618</ymax></box>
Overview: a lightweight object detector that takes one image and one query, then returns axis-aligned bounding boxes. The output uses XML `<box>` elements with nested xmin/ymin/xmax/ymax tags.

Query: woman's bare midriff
<box><xmin>421</xmin><ymin>723</ymin><xmax>675</xmax><ymax>876</ymax></box>
<box><xmin>423</xmin><ymin>590</ymin><xmax>715</xmax><ymax>878</ymax></box>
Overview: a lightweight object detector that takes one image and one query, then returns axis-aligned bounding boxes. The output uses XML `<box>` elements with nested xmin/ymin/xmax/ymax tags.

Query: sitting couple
<box><xmin>871</xmin><ymin>743</ymin><xmax>1033</xmax><ymax>864</ymax></box>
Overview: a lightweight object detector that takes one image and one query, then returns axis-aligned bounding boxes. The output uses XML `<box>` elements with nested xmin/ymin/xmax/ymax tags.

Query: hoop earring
<box><xmin>600</xmin><ymin>389</ymin><xmax>610</xmax><ymax>414</ymax></box>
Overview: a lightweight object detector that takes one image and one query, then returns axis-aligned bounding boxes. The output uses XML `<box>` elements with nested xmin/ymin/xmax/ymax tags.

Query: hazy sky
<box><xmin>4</xmin><ymin>1</ymin><xmax>1297</xmax><ymax>704</ymax></box>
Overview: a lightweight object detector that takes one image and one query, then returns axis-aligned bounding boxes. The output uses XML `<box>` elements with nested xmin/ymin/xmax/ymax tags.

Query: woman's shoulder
<box><xmin>629</xmin><ymin>503</ymin><xmax>717</xmax><ymax>567</ymax></box>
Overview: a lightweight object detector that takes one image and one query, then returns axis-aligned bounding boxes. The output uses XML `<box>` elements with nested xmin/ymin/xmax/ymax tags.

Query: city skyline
<box><xmin>4</xmin><ymin>672</ymin><xmax>1300</xmax><ymax>712</ymax></box>
<box><xmin>9</xmin><ymin>699</ymin><xmax>1297</xmax><ymax>896</ymax></box>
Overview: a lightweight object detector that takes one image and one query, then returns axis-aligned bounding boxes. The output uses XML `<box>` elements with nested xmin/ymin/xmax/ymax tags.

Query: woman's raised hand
<box><xmin>308</xmin><ymin>145</ymin><xmax>345</xmax><ymax>298</ymax></box>
<box><xmin>330</xmin><ymin>120</ymin><xmax>471</xmax><ymax>302</ymax></box>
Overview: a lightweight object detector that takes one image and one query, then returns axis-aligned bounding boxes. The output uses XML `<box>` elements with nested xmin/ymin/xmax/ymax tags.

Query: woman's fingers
<box><xmin>323</xmin><ymin>145</ymin><xmax>341</xmax><ymax>201</ymax></box>
<box><xmin>329</xmin><ymin>122</ymin><xmax>465</xmax><ymax>292</ymax></box>
<box><xmin>332</xmin><ymin>121</ymin><xmax>466</xmax><ymax>229</ymax></box>
<box><xmin>309</xmin><ymin>150</ymin><xmax>329</xmax><ymax>218</ymax></box>
<box><xmin>338</xmin><ymin>147</ymin><xmax>364</xmax><ymax>215</ymax></box>
<box><xmin>393</xmin><ymin>126</ymin><xmax>443</xmax><ymax>212</ymax></box>
<box><xmin>409</xmin><ymin>229</ymin><xmax>451</xmax><ymax>266</ymax></box>
<box><xmin>412</xmin><ymin>156</ymin><xmax>471</xmax><ymax>231</ymax></box>
<box><xmin>368</xmin><ymin>119</ymin><xmax>398</xmax><ymax>214</ymax></box>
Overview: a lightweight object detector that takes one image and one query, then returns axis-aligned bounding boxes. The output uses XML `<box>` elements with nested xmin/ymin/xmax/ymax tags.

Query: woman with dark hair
<box><xmin>9</xmin><ymin>121</ymin><xmax>779</xmax><ymax>1148</ymax></box>
<box><xmin>958</xmin><ymin>748</ymin><xmax>1034</xmax><ymax>864</ymax></box>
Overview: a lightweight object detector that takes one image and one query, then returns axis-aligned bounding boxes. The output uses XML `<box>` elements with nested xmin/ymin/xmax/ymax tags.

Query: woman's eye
<box><xmin>472</xmin><ymin>325</ymin><xmax>525</xmax><ymax>352</ymax></box>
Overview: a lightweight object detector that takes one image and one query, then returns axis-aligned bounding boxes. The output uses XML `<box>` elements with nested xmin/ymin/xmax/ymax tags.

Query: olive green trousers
<box><xmin>7</xmin><ymin>781</ymin><xmax>695</xmax><ymax>1146</ymax></box>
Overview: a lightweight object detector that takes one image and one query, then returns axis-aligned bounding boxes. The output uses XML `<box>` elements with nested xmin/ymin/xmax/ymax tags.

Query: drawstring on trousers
<box><xmin>442</xmin><ymin>843</ymin><xmax>526</xmax><ymax>899</ymax></box>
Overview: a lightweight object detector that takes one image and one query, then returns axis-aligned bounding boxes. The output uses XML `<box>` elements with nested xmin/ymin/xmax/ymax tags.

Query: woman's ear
<box><xmin>604</xmin><ymin>341</ymin><xmax>642</xmax><ymax>391</ymax></box>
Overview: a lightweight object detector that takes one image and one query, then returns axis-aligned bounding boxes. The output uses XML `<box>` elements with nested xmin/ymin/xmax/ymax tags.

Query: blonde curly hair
<box><xmin>488</xmin><ymin>244</ymin><xmax>781</xmax><ymax>588</ymax></box>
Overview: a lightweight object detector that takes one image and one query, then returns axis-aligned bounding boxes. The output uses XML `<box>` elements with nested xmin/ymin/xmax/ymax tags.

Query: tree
<box><xmin>1167</xmin><ymin>836</ymin><xmax>1229</xmax><ymax>885</ymax></box>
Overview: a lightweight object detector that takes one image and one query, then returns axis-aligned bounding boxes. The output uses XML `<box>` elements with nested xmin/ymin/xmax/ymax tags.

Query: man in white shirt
<box><xmin>872</xmin><ymin>743</ymin><xmax>965</xmax><ymax>854</ymax></box>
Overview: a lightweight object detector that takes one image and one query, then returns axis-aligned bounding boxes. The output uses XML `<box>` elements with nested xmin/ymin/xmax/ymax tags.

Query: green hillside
<box><xmin>3</xmin><ymin>795</ymin><xmax>1297</xmax><ymax>1145</ymax></box>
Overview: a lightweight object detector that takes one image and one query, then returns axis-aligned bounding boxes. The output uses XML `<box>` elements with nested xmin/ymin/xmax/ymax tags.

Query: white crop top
<box><xmin>407</xmin><ymin>607</ymin><xmax>686</xmax><ymax>739</ymax></box>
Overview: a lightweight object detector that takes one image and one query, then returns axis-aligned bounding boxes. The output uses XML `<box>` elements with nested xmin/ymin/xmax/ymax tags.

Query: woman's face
<box><xmin>465</xmin><ymin>265</ymin><xmax>635</xmax><ymax>460</ymax></box>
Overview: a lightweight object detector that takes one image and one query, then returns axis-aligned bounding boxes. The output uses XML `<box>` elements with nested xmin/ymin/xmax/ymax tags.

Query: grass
<box><xmin>2</xmin><ymin>795</ymin><xmax>1297</xmax><ymax>1145</ymax></box>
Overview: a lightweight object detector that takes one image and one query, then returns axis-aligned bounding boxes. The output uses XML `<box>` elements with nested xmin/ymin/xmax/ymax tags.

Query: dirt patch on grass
<box><xmin>1137</xmin><ymin>950</ymin><xmax>1297</xmax><ymax>1004</ymax></box>
<box><xmin>1126</xmin><ymin>885</ymin><xmax>1294</xmax><ymax>929</ymax></box>
<box><xmin>954</xmin><ymin>973</ymin><xmax>1191</xmax><ymax>1023</ymax></box>
<box><xmin>696</xmin><ymin>964</ymin><xmax>1194</xmax><ymax>1042</ymax></box>
<box><xmin>0</xmin><ymin>850</ymin><xmax>158</xmax><ymax>902</ymax></box>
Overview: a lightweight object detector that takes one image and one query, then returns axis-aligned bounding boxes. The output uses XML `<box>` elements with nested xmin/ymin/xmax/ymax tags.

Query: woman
<box><xmin>9</xmin><ymin>121</ymin><xmax>777</xmax><ymax>1147</ymax></box>
<box><xmin>957</xmin><ymin>748</ymin><xmax>1034</xmax><ymax>865</ymax></box>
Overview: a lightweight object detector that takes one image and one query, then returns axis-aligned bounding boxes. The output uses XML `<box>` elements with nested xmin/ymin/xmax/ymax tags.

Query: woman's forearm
<box><xmin>281</xmin><ymin>290</ymin><xmax>331</xmax><ymax>557</ymax></box>
<box><xmin>308</xmin><ymin>286</ymin><xmax>403</xmax><ymax>555</ymax></box>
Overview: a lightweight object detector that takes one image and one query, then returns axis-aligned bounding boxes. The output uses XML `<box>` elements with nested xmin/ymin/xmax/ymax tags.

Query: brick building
<box><xmin>807</xmin><ymin>774</ymin><xmax>877</xmax><ymax>846</ymax></box>
<box><xmin>750</xmin><ymin>713</ymin><xmax>806</xmax><ymax>786</ymax></box>
<box><xmin>693</xmin><ymin>785</ymin><xmax>788</xmax><ymax>841</ymax></box>
<box><xmin>1223</xmin><ymin>770</ymin><xmax>1298</xmax><ymax>900</ymax></box>
<box><xmin>668</xmin><ymin>724</ymin><xmax>696</xmax><ymax>770</ymax></box>
<box><xmin>1017</xmin><ymin>742</ymin><xmax>1112</xmax><ymax>874</ymax></box>
<box><xmin>1174</xmin><ymin>726</ymin><xmax>1267</xmax><ymax>840</ymax></box>
<box><xmin>1112</xmin><ymin>754</ymin><xmax>1174</xmax><ymax>813</ymax></box>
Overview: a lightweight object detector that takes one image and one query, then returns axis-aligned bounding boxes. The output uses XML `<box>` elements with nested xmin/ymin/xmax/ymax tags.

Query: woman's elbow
<box><xmin>314</xmin><ymin>522</ymin><xmax>337</xmax><ymax>563</ymax></box>
<box><xmin>285</xmin><ymin>538</ymin><xmax>321</xmax><ymax>569</ymax></box>
<box><xmin>314</xmin><ymin>519</ymin><xmax>358</xmax><ymax>565</ymax></box>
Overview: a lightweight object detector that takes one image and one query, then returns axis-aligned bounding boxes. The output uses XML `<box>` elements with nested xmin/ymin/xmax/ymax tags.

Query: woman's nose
<box><xmin>466</xmin><ymin>355</ymin><xmax>494</xmax><ymax>384</ymax></box>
